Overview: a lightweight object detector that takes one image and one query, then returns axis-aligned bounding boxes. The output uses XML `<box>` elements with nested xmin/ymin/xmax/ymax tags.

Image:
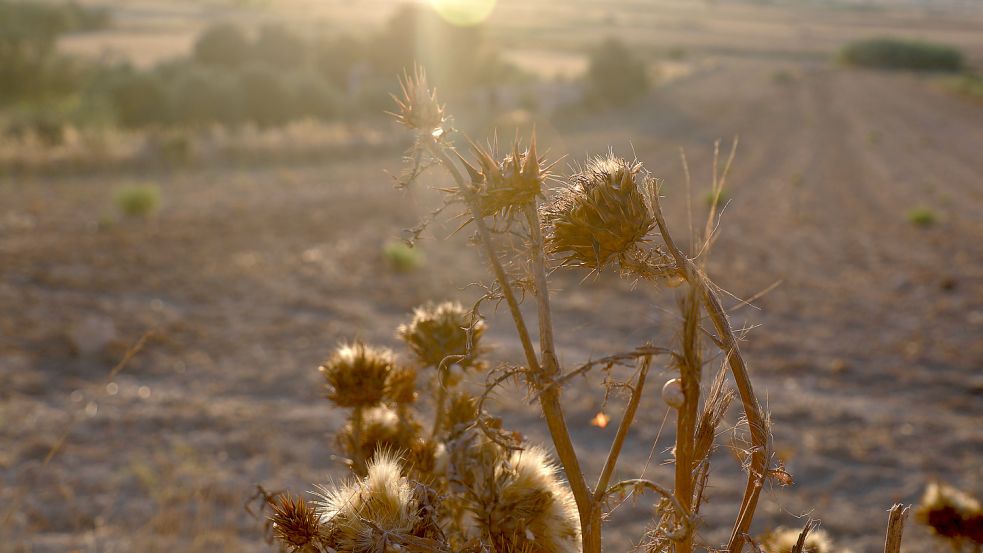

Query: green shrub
<box><xmin>0</xmin><ymin>1</ymin><xmax>105</xmax><ymax>106</ymax></box>
<box><xmin>193</xmin><ymin>22</ymin><xmax>250</xmax><ymax>68</ymax></box>
<box><xmin>907</xmin><ymin>206</ymin><xmax>938</xmax><ymax>227</ymax></box>
<box><xmin>586</xmin><ymin>37</ymin><xmax>650</xmax><ymax>106</ymax></box>
<box><xmin>109</xmin><ymin>70</ymin><xmax>169</xmax><ymax>128</ymax></box>
<box><xmin>285</xmin><ymin>70</ymin><xmax>344</xmax><ymax>120</ymax></box>
<box><xmin>313</xmin><ymin>34</ymin><xmax>362</xmax><ymax>85</ymax></box>
<box><xmin>167</xmin><ymin>64</ymin><xmax>242</xmax><ymax>126</ymax></box>
<box><xmin>704</xmin><ymin>189</ymin><xmax>730</xmax><ymax>208</ymax></box>
<box><xmin>383</xmin><ymin>240</ymin><xmax>423</xmax><ymax>272</ymax></box>
<box><xmin>839</xmin><ymin>38</ymin><xmax>964</xmax><ymax>72</ymax></box>
<box><xmin>4</xmin><ymin>104</ymin><xmax>68</xmax><ymax>145</ymax></box>
<box><xmin>238</xmin><ymin>63</ymin><xmax>292</xmax><ymax>127</ymax></box>
<box><xmin>252</xmin><ymin>24</ymin><xmax>307</xmax><ymax>70</ymax></box>
<box><xmin>115</xmin><ymin>184</ymin><xmax>160</xmax><ymax>217</ymax></box>
<box><xmin>948</xmin><ymin>73</ymin><xmax>983</xmax><ymax>100</ymax></box>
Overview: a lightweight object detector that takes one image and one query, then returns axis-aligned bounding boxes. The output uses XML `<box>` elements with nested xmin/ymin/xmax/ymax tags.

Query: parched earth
<box><xmin>1</xmin><ymin>57</ymin><xmax>981</xmax><ymax>552</ymax></box>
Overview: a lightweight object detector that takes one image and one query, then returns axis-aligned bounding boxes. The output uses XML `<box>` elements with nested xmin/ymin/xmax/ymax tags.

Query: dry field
<box><xmin>3</xmin><ymin>1</ymin><xmax>983</xmax><ymax>552</ymax></box>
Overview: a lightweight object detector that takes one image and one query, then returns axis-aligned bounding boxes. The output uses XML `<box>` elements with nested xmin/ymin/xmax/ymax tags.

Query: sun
<box><xmin>429</xmin><ymin>0</ymin><xmax>496</xmax><ymax>26</ymax></box>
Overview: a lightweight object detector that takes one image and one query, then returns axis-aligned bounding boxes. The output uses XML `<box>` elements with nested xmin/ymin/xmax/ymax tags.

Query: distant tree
<box><xmin>839</xmin><ymin>37</ymin><xmax>963</xmax><ymax>72</ymax></box>
<box><xmin>109</xmin><ymin>70</ymin><xmax>169</xmax><ymax>128</ymax></box>
<box><xmin>313</xmin><ymin>33</ymin><xmax>362</xmax><ymax>87</ymax></box>
<box><xmin>586</xmin><ymin>37</ymin><xmax>650</xmax><ymax>106</ymax></box>
<box><xmin>0</xmin><ymin>0</ymin><xmax>107</xmax><ymax>105</ymax></box>
<box><xmin>193</xmin><ymin>22</ymin><xmax>249</xmax><ymax>68</ymax></box>
<box><xmin>253</xmin><ymin>23</ymin><xmax>307</xmax><ymax>70</ymax></box>
<box><xmin>285</xmin><ymin>70</ymin><xmax>344</xmax><ymax>120</ymax></box>
<box><xmin>238</xmin><ymin>63</ymin><xmax>291</xmax><ymax>127</ymax></box>
<box><xmin>168</xmin><ymin>64</ymin><xmax>241</xmax><ymax>126</ymax></box>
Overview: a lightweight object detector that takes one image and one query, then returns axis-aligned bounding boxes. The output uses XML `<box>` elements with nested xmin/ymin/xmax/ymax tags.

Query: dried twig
<box><xmin>649</xmin><ymin>186</ymin><xmax>771</xmax><ymax>553</ymax></box>
<box><xmin>791</xmin><ymin>518</ymin><xmax>820</xmax><ymax>553</ymax></box>
<box><xmin>594</xmin><ymin>355</ymin><xmax>653</xmax><ymax>500</ymax></box>
<box><xmin>883</xmin><ymin>504</ymin><xmax>910</xmax><ymax>553</ymax></box>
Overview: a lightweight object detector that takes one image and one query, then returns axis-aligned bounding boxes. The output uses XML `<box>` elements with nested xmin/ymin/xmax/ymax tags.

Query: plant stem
<box><xmin>523</xmin><ymin>203</ymin><xmax>597</xmax><ymax>551</ymax></box>
<box><xmin>883</xmin><ymin>504</ymin><xmax>909</xmax><ymax>553</ymax></box>
<box><xmin>426</xmin><ymin>144</ymin><xmax>594</xmax><ymax>538</ymax></box>
<box><xmin>351</xmin><ymin>405</ymin><xmax>365</xmax><ymax>475</ymax></box>
<box><xmin>430</xmin><ymin>372</ymin><xmax>448</xmax><ymax>439</ymax></box>
<box><xmin>649</xmin><ymin>190</ymin><xmax>768</xmax><ymax>553</ymax></box>
<box><xmin>594</xmin><ymin>356</ymin><xmax>652</xmax><ymax>499</ymax></box>
<box><xmin>674</xmin><ymin>287</ymin><xmax>701</xmax><ymax>553</ymax></box>
<box><xmin>425</xmin><ymin>140</ymin><xmax>541</xmax><ymax>375</ymax></box>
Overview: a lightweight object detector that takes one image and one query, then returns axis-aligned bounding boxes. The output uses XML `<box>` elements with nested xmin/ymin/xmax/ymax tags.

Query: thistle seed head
<box><xmin>397</xmin><ymin>302</ymin><xmax>485</xmax><ymax>372</ymax></box>
<box><xmin>458</xmin><ymin>135</ymin><xmax>547</xmax><ymax>219</ymax></box>
<box><xmin>445</xmin><ymin>392</ymin><xmax>480</xmax><ymax>433</ymax></box>
<box><xmin>916</xmin><ymin>481</ymin><xmax>983</xmax><ymax>543</ymax></box>
<box><xmin>270</xmin><ymin>493</ymin><xmax>321</xmax><ymax>549</ymax></box>
<box><xmin>385</xmin><ymin>366</ymin><xmax>419</xmax><ymax>405</ymax></box>
<box><xmin>758</xmin><ymin>526</ymin><xmax>834</xmax><ymax>553</ymax></box>
<box><xmin>320</xmin><ymin>342</ymin><xmax>395</xmax><ymax>408</ymax></box>
<box><xmin>544</xmin><ymin>153</ymin><xmax>656</xmax><ymax>271</ymax></box>
<box><xmin>485</xmin><ymin>446</ymin><xmax>581</xmax><ymax>553</ymax></box>
<box><xmin>338</xmin><ymin>405</ymin><xmax>420</xmax><ymax>465</ymax></box>
<box><xmin>315</xmin><ymin>452</ymin><xmax>447</xmax><ymax>551</ymax></box>
<box><xmin>391</xmin><ymin>67</ymin><xmax>445</xmax><ymax>133</ymax></box>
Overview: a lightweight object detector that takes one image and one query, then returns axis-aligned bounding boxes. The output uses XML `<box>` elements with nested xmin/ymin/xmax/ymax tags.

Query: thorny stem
<box><xmin>649</xmin><ymin>188</ymin><xmax>769</xmax><ymax>553</ymax></box>
<box><xmin>674</xmin><ymin>288</ymin><xmax>702</xmax><ymax>553</ymax></box>
<box><xmin>427</xmin><ymin>140</ymin><xmax>596</xmax><ymax>551</ymax></box>
<box><xmin>351</xmin><ymin>405</ymin><xmax>365</xmax><ymax>474</ymax></box>
<box><xmin>430</xmin><ymin>376</ymin><xmax>448</xmax><ymax>439</ymax></box>
<box><xmin>424</xmin><ymin>140</ymin><xmax>540</xmax><ymax>375</ymax></box>
<box><xmin>602</xmin><ymin>479</ymin><xmax>693</xmax><ymax>542</ymax></box>
<box><xmin>524</xmin><ymin>200</ymin><xmax>595</xmax><ymax>552</ymax></box>
<box><xmin>883</xmin><ymin>504</ymin><xmax>909</xmax><ymax>553</ymax></box>
<box><xmin>594</xmin><ymin>355</ymin><xmax>652</xmax><ymax>501</ymax></box>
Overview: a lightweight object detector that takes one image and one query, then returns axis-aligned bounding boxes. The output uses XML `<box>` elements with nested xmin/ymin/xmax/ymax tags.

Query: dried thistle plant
<box><xmin>916</xmin><ymin>481</ymin><xmax>983</xmax><ymax>551</ymax></box>
<box><xmin>266</xmin><ymin>68</ymin><xmax>914</xmax><ymax>553</ymax></box>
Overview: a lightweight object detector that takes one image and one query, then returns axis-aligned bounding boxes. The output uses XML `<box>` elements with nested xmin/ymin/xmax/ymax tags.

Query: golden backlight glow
<box><xmin>429</xmin><ymin>0</ymin><xmax>496</xmax><ymax>26</ymax></box>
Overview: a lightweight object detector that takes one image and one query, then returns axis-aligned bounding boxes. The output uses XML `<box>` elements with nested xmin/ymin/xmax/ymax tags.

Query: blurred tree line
<box><xmin>1</xmin><ymin>0</ymin><xmax>650</xmax><ymax>143</ymax></box>
<box><xmin>0</xmin><ymin>1</ymin><xmax>521</xmax><ymax>140</ymax></box>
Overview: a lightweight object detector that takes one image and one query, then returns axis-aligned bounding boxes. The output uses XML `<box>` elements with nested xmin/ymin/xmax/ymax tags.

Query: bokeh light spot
<box><xmin>429</xmin><ymin>0</ymin><xmax>496</xmax><ymax>26</ymax></box>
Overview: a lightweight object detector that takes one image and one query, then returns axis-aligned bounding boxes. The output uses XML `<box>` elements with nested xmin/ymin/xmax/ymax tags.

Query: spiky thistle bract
<box><xmin>269</xmin><ymin>493</ymin><xmax>321</xmax><ymax>550</ymax></box>
<box><xmin>543</xmin><ymin>153</ymin><xmax>655</xmax><ymax>272</ymax></box>
<box><xmin>314</xmin><ymin>452</ymin><xmax>448</xmax><ymax>552</ymax></box>
<box><xmin>391</xmin><ymin>66</ymin><xmax>445</xmax><ymax>134</ymax></box>
<box><xmin>455</xmin><ymin>135</ymin><xmax>549</xmax><ymax>219</ymax></box>
<box><xmin>397</xmin><ymin>301</ymin><xmax>485</xmax><ymax>373</ymax></box>
<box><xmin>320</xmin><ymin>341</ymin><xmax>395</xmax><ymax>408</ymax></box>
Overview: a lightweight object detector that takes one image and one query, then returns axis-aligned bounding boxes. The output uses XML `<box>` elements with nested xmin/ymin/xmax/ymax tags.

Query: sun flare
<box><xmin>429</xmin><ymin>0</ymin><xmax>496</xmax><ymax>26</ymax></box>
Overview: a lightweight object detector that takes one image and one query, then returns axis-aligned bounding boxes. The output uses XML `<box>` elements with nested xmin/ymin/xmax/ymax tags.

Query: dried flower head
<box><xmin>397</xmin><ymin>302</ymin><xmax>485</xmax><ymax>372</ymax></box>
<box><xmin>270</xmin><ymin>493</ymin><xmax>321</xmax><ymax>550</ymax></box>
<box><xmin>484</xmin><ymin>446</ymin><xmax>581</xmax><ymax>553</ymax></box>
<box><xmin>445</xmin><ymin>392</ymin><xmax>480</xmax><ymax>433</ymax></box>
<box><xmin>916</xmin><ymin>481</ymin><xmax>983</xmax><ymax>544</ymax></box>
<box><xmin>391</xmin><ymin>67</ymin><xmax>445</xmax><ymax>133</ymax></box>
<box><xmin>385</xmin><ymin>366</ymin><xmax>419</xmax><ymax>405</ymax></box>
<box><xmin>315</xmin><ymin>452</ymin><xmax>447</xmax><ymax>551</ymax></box>
<box><xmin>758</xmin><ymin>526</ymin><xmax>834</xmax><ymax>553</ymax></box>
<box><xmin>320</xmin><ymin>342</ymin><xmax>395</xmax><ymax>408</ymax></box>
<box><xmin>457</xmin><ymin>135</ymin><xmax>547</xmax><ymax>218</ymax></box>
<box><xmin>544</xmin><ymin>153</ymin><xmax>656</xmax><ymax>271</ymax></box>
<box><xmin>338</xmin><ymin>405</ymin><xmax>415</xmax><ymax>462</ymax></box>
